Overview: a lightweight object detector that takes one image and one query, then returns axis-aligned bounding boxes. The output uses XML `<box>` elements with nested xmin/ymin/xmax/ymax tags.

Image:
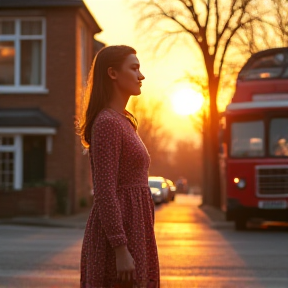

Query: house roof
<box><xmin>94</xmin><ymin>39</ymin><xmax>105</xmax><ymax>53</ymax></box>
<box><xmin>0</xmin><ymin>0</ymin><xmax>84</xmax><ymax>8</ymax></box>
<box><xmin>0</xmin><ymin>0</ymin><xmax>102</xmax><ymax>34</ymax></box>
<box><xmin>0</xmin><ymin>108</ymin><xmax>60</xmax><ymax>127</ymax></box>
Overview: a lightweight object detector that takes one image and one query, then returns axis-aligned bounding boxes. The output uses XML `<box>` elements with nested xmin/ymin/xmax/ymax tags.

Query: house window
<box><xmin>0</xmin><ymin>137</ymin><xmax>15</xmax><ymax>190</ymax></box>
<box><xmin>0</xmin><ymin>134</ymin><xmax>47</xmax><ymax>190</ymax></box>
<box><xmin>0</xmin><ymin>18</ymin><xmax>46</xmax><ymax>93</ymax></box>
<box><xmin>0</xmin><ymin>135</ymin><xmax>22</xmax><ymax>190</ymax></box>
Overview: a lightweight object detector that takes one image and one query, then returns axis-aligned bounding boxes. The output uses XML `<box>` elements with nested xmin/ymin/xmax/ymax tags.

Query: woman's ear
<box><xmin>107</xmin><ymin>67</ymin><xmax>117</xmax><ymax>80</ymax></box>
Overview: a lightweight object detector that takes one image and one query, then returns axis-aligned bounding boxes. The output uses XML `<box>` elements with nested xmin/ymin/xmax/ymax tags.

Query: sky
<box><xmin>84</xmin><ymin>0</ymin><xmax>208</xmax><ymax>148</ymax></box>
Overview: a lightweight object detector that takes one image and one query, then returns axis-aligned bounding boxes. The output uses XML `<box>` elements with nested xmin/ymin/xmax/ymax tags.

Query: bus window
<box><xmin>269</xmin><ymin>118</ymin><xmax>288</xmax><ymax>157</ymax></box>
<box><xmin>231</xmin><ymin>121</ymin><xmax>265</xmax><ymax>157</ymax></box>
<box><xmin>283</xmin><ymin>67</ymin><xmax>288</xmax><ymax>78</ymax></box>
<box><xmin>239</xmin><ymin>52</ymin><xmax>288</xmax><ymax>80</ymax></box>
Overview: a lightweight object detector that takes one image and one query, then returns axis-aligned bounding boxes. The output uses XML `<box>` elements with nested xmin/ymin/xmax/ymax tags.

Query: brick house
<box><xmin>0</xmin><ymin>0</ymin><xmax>103</xmax><ymax>217</ymax></box>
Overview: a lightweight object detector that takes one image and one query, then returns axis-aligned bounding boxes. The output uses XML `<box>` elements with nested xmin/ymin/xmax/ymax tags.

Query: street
<box><xmin>0</xmin><ymin>195</ymin><xmax>287</xmax><ymax>288</ymax></box>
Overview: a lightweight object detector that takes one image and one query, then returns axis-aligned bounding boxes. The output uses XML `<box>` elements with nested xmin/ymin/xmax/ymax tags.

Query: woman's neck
<box><xmin>108</xmin><ymin>90</ymin><xmax>130</xmax><ymax>114</ymax></box>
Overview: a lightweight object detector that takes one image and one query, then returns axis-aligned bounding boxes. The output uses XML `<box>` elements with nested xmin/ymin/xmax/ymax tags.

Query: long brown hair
<box><xmin>76</xmin><ymin>45</ymin><xmax>137</xmax><ymax>148</ymax></box>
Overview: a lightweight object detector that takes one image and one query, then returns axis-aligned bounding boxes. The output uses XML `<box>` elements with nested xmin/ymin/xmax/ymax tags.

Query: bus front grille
<box><xmin>256</xmin><ymin>166</ymin><xmax>288</xmax><ymax>196</ymax></box>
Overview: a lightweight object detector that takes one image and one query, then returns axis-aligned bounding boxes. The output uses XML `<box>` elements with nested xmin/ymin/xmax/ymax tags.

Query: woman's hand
<box><xmin>114</xmin><ymin>245</ymin><xmax>136</xmax><ymax>282</ymax></box>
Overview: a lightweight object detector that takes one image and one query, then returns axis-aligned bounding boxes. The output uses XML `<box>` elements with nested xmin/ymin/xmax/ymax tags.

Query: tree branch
<box><xmin>218</xmin><ymin>15</ymin><xmax>263</xmax><ymax>75</ymax></box>
<box><xmin>148</xmin><ymin>0</ymin><xmax>201</xmax><ymax>44</ymax></box>
<box><xmin>215</xmin><ymin>0</ymin><xmax>240</xmax><ymax>53</ymax></box>
<box><xmin>205</xmin><ymin>0</ymin><xmax>211</xmax><ymax>28</ymax></box>
<box><xmin>185</xmin><ymin>0</ymin><xmax>203</xmax><ymax>29</ymax></box>
<box><xmin>215</xmin><ymin>0</ymin><xmax>220</xmax><ymax>35</ymax></box>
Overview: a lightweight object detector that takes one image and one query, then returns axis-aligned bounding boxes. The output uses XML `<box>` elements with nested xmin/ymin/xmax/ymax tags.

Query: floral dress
<box><xmin>80</xmin><ymin>108</ymin><xmax>160</xmax><ymax>288</ymax></box>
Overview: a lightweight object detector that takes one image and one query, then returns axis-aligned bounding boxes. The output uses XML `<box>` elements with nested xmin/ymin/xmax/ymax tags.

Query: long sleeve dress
<box><xmin>80</xmin><ymin>108</ymin><xmax>160</xmax><ymax>288</ymax></box>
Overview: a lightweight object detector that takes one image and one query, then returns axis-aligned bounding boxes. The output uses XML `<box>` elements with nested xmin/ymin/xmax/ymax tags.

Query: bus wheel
<box><xmin>235</xmin><ymin>218</ymin><xmax>247</xmax><ymax>231</ymax></box>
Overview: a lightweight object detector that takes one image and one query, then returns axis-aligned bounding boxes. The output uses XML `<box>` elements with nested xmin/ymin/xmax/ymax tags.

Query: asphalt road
<box><xmin>0</xmin><ymin>195</ymin><xmax>287</xmax><ymax>288</ymax></box>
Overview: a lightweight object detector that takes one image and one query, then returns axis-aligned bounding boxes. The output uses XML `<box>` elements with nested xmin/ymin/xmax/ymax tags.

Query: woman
<box><xmin>77</xmin><ymin>45</ymin><xmax>160</xmax><ymax>288</ymax></box>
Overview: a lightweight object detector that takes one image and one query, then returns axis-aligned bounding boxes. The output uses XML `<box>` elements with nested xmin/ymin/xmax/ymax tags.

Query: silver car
<box><xmin>148</xmin><ymin>176</ymin><xmax>170</xmax><ymax>204</ymax></box>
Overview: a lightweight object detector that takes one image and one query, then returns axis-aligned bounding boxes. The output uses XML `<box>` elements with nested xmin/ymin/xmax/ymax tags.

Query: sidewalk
<box><xmin>0</xmin><ymin>209</ymin><xmax>90</xmax><ymax>229</ymax></box>
<box><xmin>199</xmin><ymin>203</ymin><xmax>233</xmax><ymax>229</ymax></box>
<box><xmin>0</xmin><ymin>196</ymin><xmax>232</xmax><ymax>229</ymax></box>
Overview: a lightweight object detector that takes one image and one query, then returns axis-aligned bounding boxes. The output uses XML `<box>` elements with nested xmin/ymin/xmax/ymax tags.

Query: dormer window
<box><xmin>0</xmin><ymin>18</ymin><xmax>47</xmax><ymax>93</ymax></box>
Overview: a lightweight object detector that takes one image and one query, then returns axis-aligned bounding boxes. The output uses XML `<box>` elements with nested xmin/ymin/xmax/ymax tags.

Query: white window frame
<box><xmin>0</xmin><ymin>128</ymin><xmax>56</xmax><ymax>190</ymax></box>
<box><xmin>0</xmin><ymin>135</ymin><xmax>22</xmax><ymax>190</ymax></box>
<box><xmin>0</xmin><ymin>17</ymin><xmax>48</xmax><ymax>94</ymax></box>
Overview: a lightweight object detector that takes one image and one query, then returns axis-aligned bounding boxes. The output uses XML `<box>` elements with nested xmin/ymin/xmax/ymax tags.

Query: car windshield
<box><xmin>148</xmin><ymin>181</ymin><xmax>162</xmax><ymax>189</ymax></box>
<box><xmin>269</xmin><ymin>118</ymin><xmax>288</xmax><ymax>157</ymax></box>
<box><xmin>231</xmin><ymin>121</ymin><xmax>265</xmax><ymax>157</ymax></box>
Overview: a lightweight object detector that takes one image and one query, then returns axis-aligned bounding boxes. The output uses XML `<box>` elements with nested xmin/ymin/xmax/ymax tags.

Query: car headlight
<box><xmin>150</xmin><ymin>187</ymin><xmax>161</xmax><ymax>196</ymax></box>
<box><xmin>162</xmin><ymin>182</ymin><xmax>167</xmax><ymax>188</ymax></box>
<box><xmin>234</xmin><ymin>177</ymin><xmax>246</xmax><ymax>189</ymax></box>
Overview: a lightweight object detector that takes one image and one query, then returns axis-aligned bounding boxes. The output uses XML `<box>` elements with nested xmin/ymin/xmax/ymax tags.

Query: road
<box><xmin>0</xmin><ymin>195</ymin><xmax>287</xmax><ymax>288</ymax></box>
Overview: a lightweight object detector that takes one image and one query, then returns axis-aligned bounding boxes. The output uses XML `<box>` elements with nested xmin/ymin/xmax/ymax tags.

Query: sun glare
<box><xmin>171</xmin><ymin>88</ymin><xmax>204</xmax><ymax>116</ymax></box>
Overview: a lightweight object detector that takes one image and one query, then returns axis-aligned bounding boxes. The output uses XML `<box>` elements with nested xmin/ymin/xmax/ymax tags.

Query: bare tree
<box><xmin>171</xmin><ymin>140</ymin><xmax>203</xmax><ymax>187</ymax></box>
<box><xmin>133</xmin><ymin>0</ymin><xmax>279</xmax><ymax>207</ymax></box>
<box><xmin>128</xmin><ymin>98</ymin><xmax>203</xmax><ymax>185</ymax></box>
<box><xmin>231</xmin><ymin>0</ymin><xmax>288</xmax><ymax>56</ymax></box>
<box><xmin>127</xmin><ymin>97</ymin><xmax>172</xmax><ymax>175</ymax></box>
<box><xmin>273</xmin><ymin>0</ymin><xmax>288</xmax><ymax>45</ymax></box>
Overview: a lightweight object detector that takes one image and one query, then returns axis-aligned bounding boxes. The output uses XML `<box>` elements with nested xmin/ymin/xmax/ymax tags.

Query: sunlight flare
<box><xmin>171</xmin><ymin>88</ymin><xmax>204</xmax><ymax>115</ymax></box>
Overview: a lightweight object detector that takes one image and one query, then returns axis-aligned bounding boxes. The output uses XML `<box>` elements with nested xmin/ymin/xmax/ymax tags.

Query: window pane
<box><xmin>0</xmin><ymin>41</ymin><xmax>15</xmax><ymax>85</ymax></box>
<box><xmin>283</xmin><ymin>68</ymin><xmax>288</xmax><ymax>78</ymax></box>
<box><xmin>21</xmin><ymin>20</ymin><xmax>42</xmax><ymax>35</ymax></box>
<box><xmin>0</xmin><ymin>136</ymin><xmax>14</xmax><ymax>146</ymax></box>
<box><xmin>0</xmin><ymin>152</ymin><xmax>14</xmax><ymax>190</ymax></box>
<box><xmin>270</xmin><ymin>118</ymin><xmax>288</xmax><ymax>157</ymax></box>
<box><xmin>240</xmin><ymin>52</ymin><xmax>288</xmax><ymax>80</ymax></box>
<box><xmin>231</xmin><ymin>121</ymin><xmax>265</xmax><ymax>157</ymax></box>
<box><xmin>21</xmin><ymin>40</ymin><xmax>42</xmax><ymax>85</ymax></box>
<box><xmin>0</xmin><ymin>21</ymin><xmax>15</xmax><ymax>35</ymax></box>
<box><xmin>148</xmin><ymin>181</ymin><xmax>162</xmax><ymax>189</ymax></box>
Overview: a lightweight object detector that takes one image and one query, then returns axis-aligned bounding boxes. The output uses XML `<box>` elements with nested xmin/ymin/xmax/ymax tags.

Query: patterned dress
<box><xmin>80</xmin><ymin>108</ymin><xmax>160</xmax><ymax>288</ymax></box>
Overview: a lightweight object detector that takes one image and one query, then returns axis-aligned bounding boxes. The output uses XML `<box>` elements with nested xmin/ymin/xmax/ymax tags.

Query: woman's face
<box><xmin>110</xmin><ymin>54</ymin><xmax>145</xmax><ymax>96</ymax></box>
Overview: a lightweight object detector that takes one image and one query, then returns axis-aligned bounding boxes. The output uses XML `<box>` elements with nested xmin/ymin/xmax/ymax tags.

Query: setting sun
<box><xmin>171</xmin><ymin>88</ymin><xmax>204</xmax><ymax>116</ymax></box>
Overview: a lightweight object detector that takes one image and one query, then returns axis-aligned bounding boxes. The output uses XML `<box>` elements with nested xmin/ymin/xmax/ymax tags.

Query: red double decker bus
<box><xmin>220</xmin><ymin>47</ymin><xmax>288</xmax><ymax>230</ymax></box>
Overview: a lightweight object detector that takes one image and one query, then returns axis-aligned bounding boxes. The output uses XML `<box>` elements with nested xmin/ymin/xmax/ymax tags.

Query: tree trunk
<box><xmin>209</xmin><ymin>76</ymin><xmax>221</xmax><ymax>208</ymax></box>
<box><xmin>202</xmin><ymin>75</ymin><xmax>221</xmax><ymax>208</ymax></box>
<box><xmin>201</xmin><ymin>110</ymin><xmax>212</xmax><ymax>205</ymax></box>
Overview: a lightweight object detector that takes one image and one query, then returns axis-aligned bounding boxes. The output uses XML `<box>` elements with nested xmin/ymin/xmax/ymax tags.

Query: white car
<box><xmin>148</xmin><ymin>176</ymin><xmax>170</xmax><ymax>203</ymax></box>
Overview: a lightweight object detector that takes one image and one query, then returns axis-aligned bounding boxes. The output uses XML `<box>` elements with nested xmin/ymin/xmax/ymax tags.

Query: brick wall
<box><xmin>73</xmin><ymin>12</ymin><xmax>95</xmax><ymax>211</ymax></box>
<box><xmin>0</xmin><ymin>187</ymin><xmax>56</xmax><ymax>218</ymax></box>
<box><xmin>0</xmin><ymin>7</ymin><xmax>90</xmax><ymax>214</ymax></box>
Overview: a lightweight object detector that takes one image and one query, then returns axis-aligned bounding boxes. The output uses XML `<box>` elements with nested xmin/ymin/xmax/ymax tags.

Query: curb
<box><xmin>199</xmin><ymin>204</ymin><xmax>234</xmax><ymax>229</ymax></box>
<box><xmin>0</xmin><ymin>212</ymin><xmax>89</xmax><ymax>229</ymax></box>
<box><xmin>0</xmin><ymin>218</ymin><xmax>86</xmax><ymax>229</ymax></box>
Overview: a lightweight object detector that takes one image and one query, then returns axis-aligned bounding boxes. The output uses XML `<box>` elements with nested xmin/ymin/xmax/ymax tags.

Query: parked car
<box><xmin>149</xmin><ymin>187</ymin><xmax>162</xmax><ymax>204</ymax></box>
<box><xmin>175</xmin><ymin>177</ymin><xmax>189</xmax><ymax>194</ymax></box>
<box><xmin>148</xmin><ymin>176</ymin><xmax>171</xmax><ymax>204</ymax></box>
<box><xmin>166</xmin><ymin>179</ymin><xmax>176</xmax><ymax>201</ymax></box>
